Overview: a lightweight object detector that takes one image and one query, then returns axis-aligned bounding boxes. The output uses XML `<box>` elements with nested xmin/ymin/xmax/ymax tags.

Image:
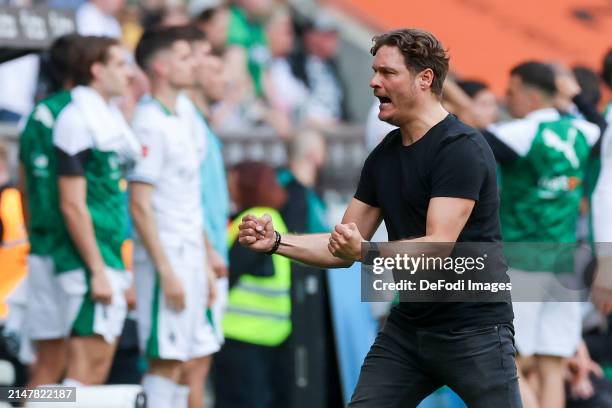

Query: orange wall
<box><xmin>329</xmin><ymin>0</ymin><xmax>612</xmax><ymax>94</ymax></box>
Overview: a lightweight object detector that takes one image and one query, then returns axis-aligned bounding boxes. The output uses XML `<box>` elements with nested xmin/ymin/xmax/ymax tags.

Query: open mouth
<box><xmin>377</xmin><ymin>96</ymin><xmax>391</xmax><ymax>104</ymax></box>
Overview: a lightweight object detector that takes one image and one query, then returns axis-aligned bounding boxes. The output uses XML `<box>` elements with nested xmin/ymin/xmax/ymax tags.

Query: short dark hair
<box><xmin>510</xmin><ymin>61</ymin><xmax>556</xmax><ymax>96</ymax></box>
<box><xmin>49</xmin><ymin>33</ymin><xmax>83</xmax><ymax>84</ymax></box>
<box><xmin>457</xmin><ymin>80</ymin><xmax>489</xmax><ymax>98</ymax></box>
<box><xmin>73</xmin><ymin>36</ymin><xmax>118</xmax><ymax>86</ymax></box>
<box><xmin>135</xmin><ymin>26</ymin><xmax>191</xmax><ymax>72</ymax></box>
<box><xmin>602</xmin><ymin>49</ymin><xmax>612</xmax><ymax>89</ymax></box>
<box><xmin>173</xmin><ymin>24</ymin><xmax>206</xmax><ymax>43</ymax></box>
<box><xmin>573</xmin><ymin>66</ymin><xmax>601</xmax><ymax>107</ymax></box>
<box><xmin>195</xmin><ymin>7</ymin><xmax>218</xmax><ymax>24</ymax></box>
<box><xmin>370</xmin><ymin>28</ymin><xmax>449</xmax><ymax>96</ymax></box>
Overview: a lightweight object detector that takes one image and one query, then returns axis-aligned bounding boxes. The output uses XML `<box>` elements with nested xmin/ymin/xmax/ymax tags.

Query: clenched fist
<box><xmin>238</xmin><ymin>214</ymin><xmax>276</xmax><ymax>253</ymax></box>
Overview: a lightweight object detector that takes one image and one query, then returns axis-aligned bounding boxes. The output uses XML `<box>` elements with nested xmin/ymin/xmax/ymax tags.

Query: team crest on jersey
<box><xmin>33</xmin><ymin>105</ymin><xmax>54</xmax><ymax>128</ymax></box>
<box><xmin>32</xmin><ymin>153</ymin><xmax>48</xmax><ymax>168</ymax></box>
<box><xmin>142</xmin><ymin>145</ymin><xmax>149</xmax><ymax>158</ymax></box>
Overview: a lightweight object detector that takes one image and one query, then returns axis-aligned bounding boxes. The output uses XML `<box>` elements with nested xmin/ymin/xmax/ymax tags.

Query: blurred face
<box><xmin>92</xmin><ymin>45</ymin><xmax>133</xmax><ymax>97</ymax></box>
<box><xmin>472</xmin><ymin>89</ymin><xmax>498</xmax><ymax>129</ymax></box>
<box><xmin>192</xmin><ymin>40</ymin><xmax>226</xmax><ymax>100</ymax></box>
<box><xmin>239</xmin><ymin>0</ymin><xmax>272</xmax><ymax>19</ymax></box>
<box><xmin>505</xmin><ymin>75</ymin><xmax>534</xmax><ymax>118</ymax></box>
<box><xmin>154</xmin><ymin>40</ymin><xmax>195</xmax><ymax>89</ymax></box>
<box><xmin>370</xmin><ymin>45</ymin><xmax>422</xmax><ymax>126</ymax></box>
<box><xmin>199</xmin><ymin>8</ymin><xmax>229</xmax><ymax>51</ymax></box>
<box><xmin>267</xmin><ymin>15</ymin><xmax>294</xmax><ymax>58</ymax></box>
<box><xmin>305</xmin><ymin>30</ymin><xmax>338</xmax><ymax>60</ymax></box>
<box><xmin>94</xmin><ymin>0</ymin><xmax>125</xmax><ymax>16</ymax></box>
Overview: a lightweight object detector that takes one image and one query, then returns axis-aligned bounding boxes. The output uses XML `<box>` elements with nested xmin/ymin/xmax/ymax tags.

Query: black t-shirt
<box><xmin>355</xmin><ymin>114</ymin><xmax>513</xmax><ymax>330</ymax></box>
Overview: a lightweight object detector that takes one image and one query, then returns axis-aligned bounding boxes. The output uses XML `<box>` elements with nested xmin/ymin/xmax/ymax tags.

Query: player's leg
<box><xmin>516</xmin><ymin>357</ymin><xmax>540</xmax><ymax>408</ymax></box>
<box><xmin>179</xmin><ymin>249</ymin><xmax>219</xmax><ymax>408</ymax></box>
<box><xmin>135</xmin><ymin>247</ymin><xmax>195</xmax><ymax>407</ymax></box>
<box><xmin>348</xmin><ymin>320</ymin><xmax>440</xmax><ymax>407</ymax></box>
<box><xmin>534</xmin><ymin>302</ymin><xmax>582</xmax><ymax>408</ymax></box>
<box><xmin>181</xmin><ymin>355</ymin><xmax>212</xmax><ymax>408</ymax></box>
<box><xmin>535</xmin><ymin>355</ymin><xmax>565</xmax><ymax>408</ymax></box>
<box><xmin>60</xmin><ymin>267</ymin><xmax>129</xmax><ymax>385</ymax></box>
<box><xmin>26</xmin><ymin>255</ymin><xmax>69</xmax><ymax>386</ymax></box>
<box><xmin>65</xmin><ymin>335</ymin><xmax>118</xmax><ymax>384</ymax></box>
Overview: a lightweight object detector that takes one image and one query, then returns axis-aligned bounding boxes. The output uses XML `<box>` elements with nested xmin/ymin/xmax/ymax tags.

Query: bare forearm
<box><xmin>131</xmin><ymin>204</ymin><xmax>172</xmax><ymax>277</ymax></box>
<box><xmin>277</xmin><ymin>233</ymin><xmax>354</xmax><ymax>269</ymax></box>
<box><xmin>61</xmin><ymin>203</ymin><xmax>105</xmax><ymax>275</ymax></box>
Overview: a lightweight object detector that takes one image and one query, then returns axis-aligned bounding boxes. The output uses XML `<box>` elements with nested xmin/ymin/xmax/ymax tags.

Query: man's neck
<box><xmin>289</xmin><ymin>161</ymin><xmax>317</xmax><ymax>188</ymax></box>
<box><xmin>151</xmin><ymin>82</ymin><xmax>181</xmax><ymax>115</ymax></box>
<box><xmin>398</xmin><ymin>100</ymin><xmax>448</xmax><ymax>146</ymax></box>
<box><xmin>87</xmin><ymin>83</ymin><xmax>111</xmax><ymax>103</ymax></box>
<box><xmin>188</xmin><ymin>89</ymin><xmax>210</xmax><ymax>118</ymax></box>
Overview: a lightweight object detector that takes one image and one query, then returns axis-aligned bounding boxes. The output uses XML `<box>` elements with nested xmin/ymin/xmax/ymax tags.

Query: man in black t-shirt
<box><xmin>238</xmin><ymin>28</ymin><xmax>521</xmax><ymax>407</ymax></box>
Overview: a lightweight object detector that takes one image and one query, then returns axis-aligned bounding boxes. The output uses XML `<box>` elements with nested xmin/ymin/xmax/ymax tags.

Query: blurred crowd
<box><xmin>0</xmin><ymin>1</ymin><xmax>610</xmax><ymax>408</ymax></box>
<box><xmin>0</xmin><ymin>0</ymin><xmax>350</xmax><ymax>136</ymax></box>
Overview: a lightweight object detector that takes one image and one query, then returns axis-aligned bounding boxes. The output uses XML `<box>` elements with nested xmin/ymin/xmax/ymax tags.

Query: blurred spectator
<box><xmin>265</xmin><ymin>8</ymin><xmax>309</xmax><ymax>123</ymax></box>
<box><xmin>365</xmin><ymin>100</ymin><xmax>396</xmax><ymax>150</ymax></box>
<box><xmin>194</xmin><ymin>5</ymin><xmax>229</xmax><ymax>56</ymax></box>
<box><xmin>278</xmin><ymin>128</ymin><xmax>328</xmax><ymax>232</ymax></box>
<box><xmin>76</xmin><ymin>0</ymin><xmax>124</xmax><ymax>38</ymax></box>
<box><xmin>289</xmin><ymin>12</ymin><xmax>347</xmax><ymax>126</ymax></box>
<box><xmin>213</xmin><ymin>161</ymin><xmax>292</xmax><ymax>408</ymax></box>
<box><xmin>141</xmin><ymin>0</ymin><xmax>190</xmax><ymax>30</ymax></box>
<box><xmin>456</xmin><ymin>80</ymin><xmax>499</xmax><ymax>129</ymax></box>
<box><xmin>227</xmin><ymin>0</ymin><xmax>273</xmax><ymax>97</ymax></box>
<box><xmin>0</xmin><ymin>55</ymin><xmax>39</xmax><ymax>123</ymax></box>
<box><xmin>573</xmin><ymin>66</ymin><xmax>602</xmax><ymax>109</ymax></box>
<box><xmin>602</xmin><ymin>49</ymin><xmax>612</xmax><ymax>99</ymax></box>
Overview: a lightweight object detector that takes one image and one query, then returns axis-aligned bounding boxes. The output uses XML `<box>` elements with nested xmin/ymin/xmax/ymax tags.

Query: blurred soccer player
<box><xmin>483</xmin><ymin>61</ymin><xmax>599</xmax><ymax>408</ymax></box>
<box><xmin>53</xmin><ymin>36</ymin><xmax>140</xmax><ymax>385</ymax></box>
<box><xmin>19</xmin><ymin>33</ymin><xmax>83</xmax><ymax>387</ymax></box>
<box><xmin>178</xmin><ymin>25</ymin><xmax>229</xmax><ymax>408</ymax></box>
<box><xmin>130</xmin><ymin>27</ymin><xmax>219</xmax><ymax>408</ymax></box>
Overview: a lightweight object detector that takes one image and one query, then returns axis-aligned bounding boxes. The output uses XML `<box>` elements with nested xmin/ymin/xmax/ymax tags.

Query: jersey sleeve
<box><xmin>354</xmin><ymin>153</ymin><xmax>379</xmax><ymax>207</ymax></box>
<box><xmin>128</xmin><ymin>127</ymin><xmax>166</xmax><ymax>185</ymax></box>
<box><xmin>487</xmin><ymin>120</ymin><xmax>538</xmax><ymax>158</ymax></box>
<box><xmin>53</xmin><ymin>106</ymin><xmax>93</xmax><ymax>176</ymax></box>
<box><xmin>571</xmin><ymin>118</ymin><xmax>600</xmax><ymax>147</ymax></box>
<box><xmin>430</xmin><ymin>135</ymin><xmax>487</xmax><ymax>201</ymax></box>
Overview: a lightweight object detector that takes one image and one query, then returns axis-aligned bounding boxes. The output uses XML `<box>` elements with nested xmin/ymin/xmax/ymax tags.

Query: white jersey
<box><xmin>129</xmin><ymin>95</ymin><xmax>206</xmax><ymax>249</ymax></box>
<box><xmin>592</xmin><ymin>105</ymin><xmax>612</xmax><ymax>249</ymax></box>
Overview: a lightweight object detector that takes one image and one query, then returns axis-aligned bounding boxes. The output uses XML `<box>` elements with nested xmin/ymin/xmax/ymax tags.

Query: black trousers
<box><xmin>349</xmin><ymin>320</ymin><xmax>523</xmax><ymax>408</ymax></box>
<box><xmin>213</xmin><ymin>338</ymin><xmax>292</xmax><ymax>408</ymax></box>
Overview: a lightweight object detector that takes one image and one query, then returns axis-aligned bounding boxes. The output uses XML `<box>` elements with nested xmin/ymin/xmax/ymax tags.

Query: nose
<box><xmin>369</xmin><ymin>72</ymin><xmax>381</xmax><ymax>89</ymax></box>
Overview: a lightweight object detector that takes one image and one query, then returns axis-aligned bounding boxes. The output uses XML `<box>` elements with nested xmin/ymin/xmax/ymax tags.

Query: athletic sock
<box><xmin>173</xmin><ymin>384</ymin><xmax>190</xmax><ymax>408</ymax></box>
<box><xmin>142</xmin><ymin>374</ymin><xmax>177</xmax><ymax>408</ymax></box>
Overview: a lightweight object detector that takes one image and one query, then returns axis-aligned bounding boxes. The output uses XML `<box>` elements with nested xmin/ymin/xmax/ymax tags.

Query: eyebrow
<box><xmin>372</xmin><ymin>65</ymin><xmax>397</xmax><ymax>73</ymax></box>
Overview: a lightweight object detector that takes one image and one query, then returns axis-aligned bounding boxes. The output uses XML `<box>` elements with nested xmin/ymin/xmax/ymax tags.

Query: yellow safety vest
<box><xmin>224</xmin><ymin>207</ymin><xmax>291</xmax><ymax>346</ymax></box>
<box><xmin>0</xmin><ymin>187</ymin><xmax>29</xmax><ymax>319</ymax></box>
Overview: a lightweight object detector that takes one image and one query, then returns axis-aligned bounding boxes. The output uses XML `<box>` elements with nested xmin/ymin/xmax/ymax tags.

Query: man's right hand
<box><xmin>238</xmin><ymin>214</ymin><xmax>276</xmax><ymax>252</ymax></box>
<box><xmin>91</xmin><ymin>269</ymin><xmax>113</xmax><ymax>305</ymax></box>
<box><xmin>160</xmin><ymin>269</ymin><xmax>186</xmax><ymax>311</ymax></box>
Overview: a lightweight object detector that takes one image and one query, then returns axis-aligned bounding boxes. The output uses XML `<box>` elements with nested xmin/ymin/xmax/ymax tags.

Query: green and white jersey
<box><xmin>53</xmin><ymin>86</ymin><xmax>140</xmax><ymax>273</ymax></box>
<box><xmin>490</xmin><ymin>108</ymin><xmax>599</xmax><ymax>244</ymax></box>
<box><xmin>19</xmin><ymin>90</ymin><xmax>71</xmax><ymax>255</ymax></box>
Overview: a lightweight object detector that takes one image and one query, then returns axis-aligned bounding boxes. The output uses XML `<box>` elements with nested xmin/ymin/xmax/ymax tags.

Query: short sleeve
<box><xmin>354</xmin><ymin>153</ymin><xmax>379</xmax><ymax>207</ymax></box>
<box><xmin>487</xmin><ymin>120</ymin><xmax>538</xmax><ymax>157</ymax></box>
<box><xmin>431</xmin><ymin>136</ymin><xmax>487</xmax><ymax>201</ymax></box>
<box><xmin>128</xmin><ymin>128</ymin><xmax>166</xmax><ymax>185</ymax></box>
<box><xmin>53</xmin><ymin>106</ymin><xmax>93</xmax><ymax>176</ymax></box>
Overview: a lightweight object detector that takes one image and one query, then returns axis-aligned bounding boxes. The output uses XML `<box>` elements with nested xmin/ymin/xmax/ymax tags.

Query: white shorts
<box><xmin>134</xmin><ymin>243</ymin><xmax>220</xmax><ymax>361</ymax></box>
<box><xmin>511</xmin><ymin>269</ymin><xmax>582</xmax><ymax>357</ymax></box>
<box><xmin>57</xmin><ymin>267</ymin><xmax>131</xmax><ymax>344</ymax></box>
<box><xmin>26</xmin><ymin>255</ymin><xmax>68</xmax><ymax>340</ymax></box>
